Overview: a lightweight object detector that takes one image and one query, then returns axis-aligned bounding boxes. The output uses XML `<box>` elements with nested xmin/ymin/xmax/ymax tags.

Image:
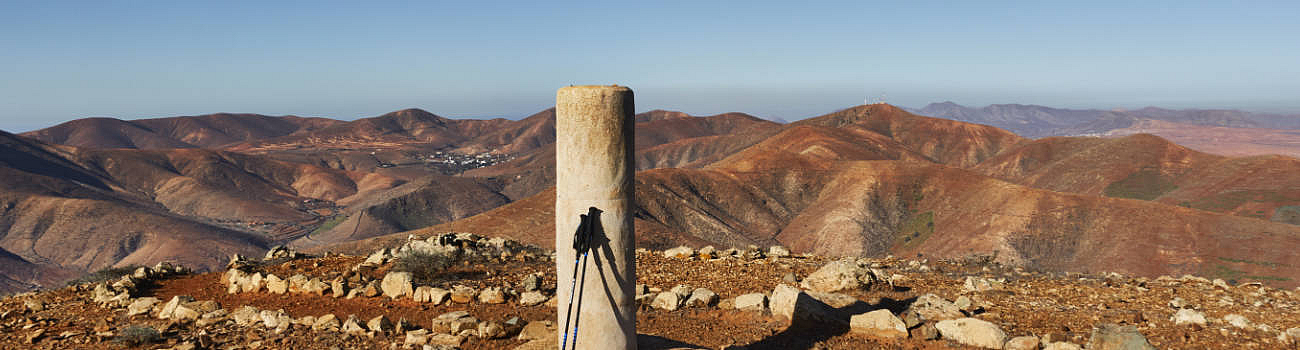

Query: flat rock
<box><xmin>963</xmin><ymin>276</ymin><xmax>1005</xmax><ymax>292</ymax></box>
<box><xmin>807</xmin><ymin>291</ymin><xmax>859</xmax><ymax>308</ymax></box>
<box><xmin>1085</xmin><ymin>323</ymin><xmax>1156</xmax><ymax>350</ymax></box>
<box><xmin>478</xmin><ymin>321</ymin><xmax>507</xmax><ymax>339</ymax></box>
<box><xmin>519</xmin><ymin>291</ymin><xmax>548</xmax><ymax>306</ymax></box>
<box><xmin>849</xmin><ymin>309</ymin><xmax>907</xmax><ymax>338</ymax></box>
<box><xmin>935</xmin><ymin>317</ymin><xmax>1008</xmax><ymax>349</ymax></box>
<box><xmin>478</xmin><ymin>287</ymin><xmax>507</xmax><ymax>304</ymax></box>
<box><xmin>1171</xmin><ymin>309</ymin><xmax>1207</xmax><ymax>327</ymax></box>
<box><xmin>313</xmin><ymin>314</ymin><xmax>341</xmax><ymax>331</ymax></box>
<box><xmin>429</xmin><ymin>287</ymin><xmax>452</xmax><ymax>305</ymax></box>
<box><xmin>1045</xmin><ymin>342</ymin><xmax>1083</xmax><ymax>350</ymax></box>
<box><xmin>801</xmin><ymin>259</ymin><xmax>874</xmax><ymax>292</ymax></box>
<box><xmin>1004</xmin><ymin>336</ymin><xmax>1041</xmax><ymax>350</ymax></box>
<box><xmin>1224</xmin><ymin>314</ymin><xmax>1252</xmax><ymax>329</ymax></box>
<box><xmin>904</xmin><ymin>294</ymin><xmax>964</xmax><ymax>324</ymax></box>
<box><xmin>451</xmin><ymin>285</ymin><xmax>477</xmax><ymax>304</ymax></box>
<box><xmin>428</xmin><ymin>334</ymin><xmax>464</xmax><ymax>347</ymax></box>
<box><xmin>126</xmin><ymin>297</ymin><xmax>160</xmax><ymax>317</ymax></box>
<box><xmin>734</xmin><ymin>293</ymin><xmax>767</xmax><ymax>312</ymax></box>
<box><xmin>405</xmin><ymin>329</ymin><xmax>430</xmax><ymax>345</ymax></box>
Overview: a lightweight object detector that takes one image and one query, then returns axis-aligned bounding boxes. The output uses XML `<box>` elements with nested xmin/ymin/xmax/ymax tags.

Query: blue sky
<box><xmin>2</xmin><ymin>1</ymin><xmax>1298</xmax><ymax>131</ymax></box>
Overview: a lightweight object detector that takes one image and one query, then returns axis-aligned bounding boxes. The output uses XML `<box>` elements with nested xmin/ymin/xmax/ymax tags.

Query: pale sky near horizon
<box><xmin>2</xmin><ymin>1</ymin><xmax>1298</xmax><ymax>132</ymax></box>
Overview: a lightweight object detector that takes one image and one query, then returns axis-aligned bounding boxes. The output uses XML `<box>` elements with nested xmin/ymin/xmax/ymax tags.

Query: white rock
<box><xmin>230</xmin><ymin>306</ymin><xmax>261</xmax><ymax>326</ymax></box>
<box><xmin>1003</xmin><ymin>336</ymin><xmax>1041</xmax><ymax>350</ymax></box>
<box><xmin>265</xmin><ymin>274</ymin><xmax>288</xmax><ymax>294</ymax></box>
<box><xmin>405</xmin><ymin>329</ymin><xmax>430</xmax><ymax>345</ymax></box>
<box><xmin>450</xmin><ymin>285</ymin><xmax>477</xmax><ymax>303</ymax></box>
<box><xmin>1171</xmin><ymin>309</ymin><xmax>1207</xmax><ymax>326</ymax></box>
<box><xmin>849</xmin><ymin>309</ymin><xmax>907</xmax><ymax>338</ymax></box>
<box><xmin>380</xmin><ymin>272</ymin><xmax>414</xmax><ymax>299</ymax></box>
<box><xmin>734</xmin><ymin>293</ymin><xmax>767</xmax><ymax>312</ymax></box>
<box><xmin>934</xmin><ymin>318</ymin><xmax>1008</xmax><ymax>349</ymax></box>
<box><xmin>767</xmin><ymin>245</ymin><xmax>791</xmax><ymax>257</ymax></box>
<box><xmin>313</xmin><ymin>314</ymin><xmax>341</xmax><ymax>331</ymax></box>
<box><xmin>428</xmin><ymin>334</ymin><xmax>464</xmax><ymax>347</ymax></box>
<box><xmin>363</xmin><ymin>248</ymin><xmax>390</xmax><ymax>266</ymax></box>
<box><xmin>478</xmin><ymin>287</ymin><xmax>507</xmax><ymax>304</ymax></box>
<box><xmin>156</xmin><ymin>295</ymin><xmax>195</xmax><ymax>320</ymax></box>
<box><xmin>367</xmin><ymin>315</ymin><xmax>393</xmax><ymax>333</ymax></box>
<box><xmin>413</xmin><ymin>286</ymin><xmax>434</xmax><ymax>303</ymax></box>
<box><xmin>478</xmin><ymin>321</ymin><xmax>507</xmax><ymax>339</ymax></box>
<box><xmin>260</xmin><ymin>310</ymin><xmax>286</xmax><ymax>329</ymax></box>
<box><xmin>126</xmin><ymin>297</ymin><xmax>160</xmax><ymax>317</ymax></box>
<box><xmin>769</xmin><ymin>284</ymin><xmax>844</xmax><ymax>325</ymax></box>
<box><xmin>963</xmin><ymin>276</ymin><xmax>1005</xmax><ymax>292</ymax></box>
<box><xmin>685</xmin><ymin>288</ymin><xmax>718</xmax><ymax>307</ymax></box>
<box><xmin>1284</xmin><ymin>328</ymin><xmax>1300</xmax><ymax>344</ymax></box>
<box><xmin>1044</xmin><ymin>342</ymin><xmax>1083</xmax><ymax>350</ymax></box>
<box><xmin>240</xmin><ymin>272</ymin><xmax>264</xmax><ymax>293</ymax></box>
<box><xmin>670</xmin><ymin>284</ymin><xmax>694</xmax><ymax>298</ymax></box>
<box><xmin>342</xmin><ymin>315</ymin><xmax>367</xmax><ymax>335</ymax></box>
<box><xmin>663</xmin><ymin>246</ymin><xmax>694</xmax><ymax>259</ymax></box>
<box><xmin>1224</xmin><ymin>314</ymin><xmax>1252</xmax><ymax>329</ymax></box>
<box><xmin>904</xmin><ymin>294</ymin><xmax>964</xmax><ymax>323</ymax></box>
<box><xmin>801</xmin><ymin>259</ymin><xmax>875</xmax><ymax>292</ymax></box>
<box><xmin>518</xmin><ymin>289</ymin><xmax>548</xmax><ymax>306</ymax></box>
<box><xmin>651</xmin><ymin>292</ymin><xmax>682</xmax><ymax>311</ymax></box>
<box><xmin>428</xmin><ymin>287</ymin><xmax>451</xmax><ymax>305</ymax></box>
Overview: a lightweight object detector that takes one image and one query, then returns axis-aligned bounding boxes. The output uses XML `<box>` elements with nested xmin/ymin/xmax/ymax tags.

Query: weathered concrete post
<box><xmin>555</xmin><ymin>85</ymin><xmax>637</xmax><ymax>349</ymax></box>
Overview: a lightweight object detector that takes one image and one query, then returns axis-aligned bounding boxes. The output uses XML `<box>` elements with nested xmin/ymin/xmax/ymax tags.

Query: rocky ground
<box><xmin>2</xmin><ymin>233</ymin><xmax>1300</xmax><ymax>349</ymax></box>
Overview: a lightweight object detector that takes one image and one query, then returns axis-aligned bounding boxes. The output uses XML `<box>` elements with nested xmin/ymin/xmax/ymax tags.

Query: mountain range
<box><xmin>4</xmin><ymin>102</ymin><xmax>1300</xmax><ymax>293</ymax></box>
<box><xmin>909</xmin><ymin>102</ymin><xmax>1300</xmax><ymax>138</ymax></box>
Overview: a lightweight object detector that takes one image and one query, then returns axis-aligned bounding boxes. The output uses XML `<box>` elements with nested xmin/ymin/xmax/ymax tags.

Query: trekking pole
<box><xmin>560</xmin><ymin>207</ymin><xmax>600</xmax><ymax>350</ymax></box>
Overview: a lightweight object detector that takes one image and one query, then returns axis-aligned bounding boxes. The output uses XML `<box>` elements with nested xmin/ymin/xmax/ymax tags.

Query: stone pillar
<box><xmin>555</xmin><ymin>85</ymin><xmax>637</xmax><ymax>350</ymax></box>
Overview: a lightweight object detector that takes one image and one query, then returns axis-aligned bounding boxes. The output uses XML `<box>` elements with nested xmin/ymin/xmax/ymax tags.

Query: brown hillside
<box><xmin>635</xmin><ymin>111</ymin><xmax>779</xmax><ymax>149</ymax></box>
<box><xmin>976</xmin><ymin>134</ymin><xmax>1300</xmax><ymax>222</ymax></box>
<box><xmin>794</xmin><ymin>104</ymin><xmax>1026</xmax><ymax>168</ymax></box>
<box><xmin>0</xmin><ymin>131</ymin><xmax>269</xmax><ymax>292</ymax></box>
<box><xmin>293</xmin><ymin>175</ymin><xmax>510</xmax><ymax>246</ymax></box>
<box><xmin>709</xmin><ymin>124</ymin><xmax>929</xmax><ymax>172</ymax></box>
<box><xmin>347</xmin><ymin>158</ymin><xmax>1300</xmax><ymax>288</ymax></box>
<box><xmin>462</xmin><ymin>110</ymin><xmax>783</xmax><ymax>201</ymax></box>
<box><xmin>61</xmin><ymin>147</ymin><xmax>388</xmax><ymax>221</ymax></box>
<box><xmin>0</xmin><ymin>247</ymin><xmax>74</xmax><ymax>293</ymax></box>
<box><xmin>1106</xmin><ymin>118</ymin><xmax>1300</xmax><ymax>158</ymax></box>
<box><xmin>452</xmin><ymin>108</ymin><xmax>557</xmax><ymax>155</ymax></box>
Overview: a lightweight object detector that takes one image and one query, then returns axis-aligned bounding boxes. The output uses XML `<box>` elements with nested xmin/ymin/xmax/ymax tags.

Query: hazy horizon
<box><xmin>3</xmin><ymin>1</ymin><xmax>1298</xmax><ymax>132</ymax></box>
<box><xmin>9</xmin><ymin>99</ymin><xmax>1300</xmax><ymax>134</ymax></box>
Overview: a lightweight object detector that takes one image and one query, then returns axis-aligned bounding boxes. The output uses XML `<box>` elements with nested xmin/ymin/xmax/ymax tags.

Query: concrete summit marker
<box><xmin>555</xmin><ymin>85</ymin><xmax>637</xmax><ymax>350</ymax></box>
